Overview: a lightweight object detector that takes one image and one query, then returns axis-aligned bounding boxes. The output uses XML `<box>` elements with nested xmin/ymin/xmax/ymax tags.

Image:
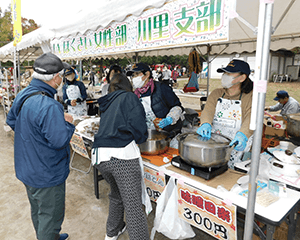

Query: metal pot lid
<box><xmin>273</xmin><ymin>150</ymin><xmax>300</xmax><ymax>164</ymax></box>
<box><xmin>288</xmin><ymin>113</ymin><xmax>300</xmax><ymax>120</ymax></box>
<box><xmin>180</xmin><ymin>132</ymin><xmax>231</xmax><ymax>148</ymax></box>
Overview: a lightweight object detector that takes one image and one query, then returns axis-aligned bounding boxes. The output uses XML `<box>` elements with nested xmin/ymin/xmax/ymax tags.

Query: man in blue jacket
<box><xmin>6</xmin><ymin>53</ymin><xmax>75</xmax><ymax>240</ymax></box>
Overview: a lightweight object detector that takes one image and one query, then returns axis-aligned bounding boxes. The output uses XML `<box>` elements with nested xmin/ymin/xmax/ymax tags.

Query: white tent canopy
<box><xmin>0</xmin><ymin>0</ymin><xmax>300</xmax><ymax>61</ymax></box>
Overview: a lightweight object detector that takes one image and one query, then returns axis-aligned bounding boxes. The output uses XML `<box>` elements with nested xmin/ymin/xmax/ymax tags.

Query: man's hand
<box><xmin>64</xmin><ymin>113</ymin><xmax>73</xmax><ymax>123</ymax></box>
<box><xmin>71</xmin><ymin>99</ymin><xmax>77</xmax><ymax>106</ymax></box>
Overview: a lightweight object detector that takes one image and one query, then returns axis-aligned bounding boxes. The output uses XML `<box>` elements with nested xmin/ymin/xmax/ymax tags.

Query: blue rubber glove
<box><xmin>196</xmin><ymin>123</ymin><xmax>212</xmax><ymax>139</ymax></box>
<box><xmin>158</xmin><ymin>116</ymin><xmax>173</xmax><ymax>128</ymax></box>
<box><xmin>230</xmin><ymin>132</ymin><xmax>248</xmax><ymax>151</ymax></box>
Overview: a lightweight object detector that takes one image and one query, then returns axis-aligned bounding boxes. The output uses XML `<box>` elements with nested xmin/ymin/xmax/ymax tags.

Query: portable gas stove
<box><xmin>171</xmin><ymin>156</ymin><xmax>228</xmax><ymax>180</ymax></box>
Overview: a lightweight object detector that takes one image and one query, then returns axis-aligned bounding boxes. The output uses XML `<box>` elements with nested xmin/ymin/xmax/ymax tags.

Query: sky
<box><xmin>0</xmin><ymin>0</ymin><xmax>101</xmax><ymax>27</ymax></box>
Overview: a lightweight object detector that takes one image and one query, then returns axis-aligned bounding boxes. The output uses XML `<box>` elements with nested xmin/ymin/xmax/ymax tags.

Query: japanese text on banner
<box><xmin>52</xmin><ymin>0</ymin><xmax>229</xmax><ymax>59</ymax></box>
<box><xmin>11</xmin><ymin>0</ymin><xmax>22</xmax><ymax>46</ymax></box>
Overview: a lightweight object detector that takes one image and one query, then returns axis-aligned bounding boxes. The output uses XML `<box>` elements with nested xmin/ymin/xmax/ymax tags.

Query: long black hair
<box><xmin>108</xmin><ymin>73</ymin><xmax>133</xmax><ymax>93</ymax></box>
<box><xmin>106</xmin><ymin>65</ymin><xmax>122</xmax><ymax>83</ymax></box>
<box><xmin>241</xmin><ymin>75</ymin><xmax>253</xmax><ymax>94</ymax></box>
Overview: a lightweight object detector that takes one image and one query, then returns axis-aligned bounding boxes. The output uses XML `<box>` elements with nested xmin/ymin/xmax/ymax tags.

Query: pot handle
<box><xmin>225</xmin><ymin>142</ymin><xmax>238</xmax><ymax>162</ymax></box>
<box><xmin>166</xmin><ymin>128</ymin><xmax>182</xmax><ymax>140</ymax></box>
<box><xmin>176</xmin><ymin>132</ymin><xmax>192</xmax><ymax>142</ymax></box>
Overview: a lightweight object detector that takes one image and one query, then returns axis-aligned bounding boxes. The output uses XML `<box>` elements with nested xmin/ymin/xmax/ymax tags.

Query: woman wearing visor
<box><xmin>197</xmin><ymin>59</ymin><xmax>254</xmax><ymax>169</ymax></box>
<box><xmin>126</xmin><ymin>63</ymin><xmax>183</xmax><ymax>137</ymax></box>
<box><xmin>63</xmin><ymin>66</ymin><xmax>87</xmax><ymax>116</ymax></box>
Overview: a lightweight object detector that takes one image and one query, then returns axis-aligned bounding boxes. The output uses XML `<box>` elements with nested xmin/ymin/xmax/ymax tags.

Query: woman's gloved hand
<box><xmin>230</xmin><ymin>131</ymin><xmax>248</xmax><ymax>151</ymax></box>
<box><xmin>196</xmin><ymin>123</ymin><xmax>212</xmax><ymax>139</ymax></box>
<box><xmin>158</xmin><ymin>116</ymin><xmax>173</xmax><ymax>128</ymax></box>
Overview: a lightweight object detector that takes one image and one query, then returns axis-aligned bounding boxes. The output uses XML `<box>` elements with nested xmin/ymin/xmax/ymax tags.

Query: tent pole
<box><xmin>17</xmin><ymin>50</ymin><xmax>21</xmax><ymax>94</ymax></box>
<box><xmin>243</xmin><ymin>1</ymin><xmax>274</xmax><ymax>240</ymax></box>
<box><xmin>273</xmin><ymin>0</ymin><xmax>295</xmax><ymax>32</ymax></box>
<box><xmin>80</xmin><ymin>60</ymin><xmax>83</xmax><ymax>81</ymax></box>
<box><xmin>206</xmin><ymin>44</ymin><xmax>211</xmax><ymax>97</ymax></box>
<box><xmin>13</xmin><ymin>47</ymin><xmax>18</xmax><ymax>98</ymax></box>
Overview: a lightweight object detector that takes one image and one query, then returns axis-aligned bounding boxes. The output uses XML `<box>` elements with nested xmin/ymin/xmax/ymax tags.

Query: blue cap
<box><xmin>217</xmin><ymin>59</ymin><xmax>251</xmax><ymax>76</ymax></box>
<box><xmin>64</xmin><ymin>67</ymin><xmax>75</xmax><ymax>76</ymax></box>
<box><xmin>274</xmin><ymin>90</ymin><xmax>289</xmax><ymax>101</ymax></box>
<box><xmin>126</xmin><ymin>63</ymin><xmax>151</xmax><ymax>76</ymax></box>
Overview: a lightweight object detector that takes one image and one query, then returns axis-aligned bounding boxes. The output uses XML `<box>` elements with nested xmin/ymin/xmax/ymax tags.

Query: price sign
<box><xmin>177</xmin><ymin>182</ymin><xmax>237</xmax><ymax>240</ymax></box>
<box><xmin>143</xmin><ymin>164</ymin><xmax>166</xmax><ymax>202</ymax></box>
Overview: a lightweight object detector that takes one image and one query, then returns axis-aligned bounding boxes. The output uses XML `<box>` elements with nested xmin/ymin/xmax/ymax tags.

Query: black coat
<box><xmin>141</xmin><ymin>81</ymin><xmax>183</xmax><ymax>132</ymax></box>
<box><xmin>93</xmin><ymin>90</ymin><xmax>148</xmax><ymax>148</ymax></box>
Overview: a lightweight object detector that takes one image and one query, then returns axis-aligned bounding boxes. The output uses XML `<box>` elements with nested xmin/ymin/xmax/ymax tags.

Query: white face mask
<box><xmin>65</xmin><ymin>75</ymin><xmax>74</xmax><ymax>81</ymax></box>
<box><xmin>221</xmin><ymin>74</ymin><xmax>239</xmax><ymax>89</ymax></box>
<box><xmin>55</xmin><ymin>80</ymin><xmax>64</xmax><ymax>91</ymax></box>
<box><xmin>132</xmin><ymin>75</ymin><xmax>145</xmax><ymax>89</ymax></box>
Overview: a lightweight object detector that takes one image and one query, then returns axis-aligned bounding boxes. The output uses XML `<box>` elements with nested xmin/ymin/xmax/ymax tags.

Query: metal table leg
<box><xmin>266</xmin><ymin>224</ymin><xmax>275</xmax><ymax>240</ymax></box>
<box><xmin>93</xmin><ymin>165</ymin><xmax>104</xmax><ymax>199</ymax></box>
<box><xmin>287</xmin><ymin>205</ymin><xmax>298</xmax><ymax>240</ymax></box>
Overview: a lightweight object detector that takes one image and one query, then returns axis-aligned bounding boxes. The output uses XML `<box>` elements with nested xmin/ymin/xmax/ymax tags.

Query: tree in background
<box><xmin>0</xmin><ymin>8</ymin><xmax>13</xmax><ymax>48</ymax></box>
<box><xmin>0</xmin><ymin>4</ymin><xmax>39</xmax><ymax>48</ymax></box>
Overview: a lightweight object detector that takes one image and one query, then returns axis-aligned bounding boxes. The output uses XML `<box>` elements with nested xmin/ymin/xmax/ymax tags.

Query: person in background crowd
<box><xmin>6</xmin><ymin>52</ymin><xmax>75</xmax><ymax>240</ymax></box>
<box><xmin>88</xmin><ymin>68</ymin><xmax>96</xmax><ymax>86</ymax></box>
<box><xmin>92</xmin><ymin>73</ymin><xmax>150</xmax><ymax>240</ymax></box>
<box><xmin>171</xmin><ymin>66</ymin><xmax>179</xmax><ymax>88</ymax></box>
<box><xmin>127</xmin><ymin>63</ymin><xmax>183</xmax><ymax>135</ymax></box>
<box><xmin>63</xmin><ymin>66</ymin><xmax>87</xmax><ymax>116</ymax></box>
<box><xmin>265</xmin><ymin>90</ymin><xmax>300</xmax><ymax>115</ymax></box>
<box><xmin>156</xmin><ymin>66</ymin><xmax>163</xmax><ymax>82</ymax></box>
<box><xmin>152</xmin><ymin>68</ymin><xmax>158</xmax><ymax>81</ymax></box>
<box><xmin>162</xmin><ymin>64</ymin><xmax>172</xmax><ymax>86</ymax></box>
<box><xmin>197</xmin><ymin>59</ymin><xmax>254</xmax><ymax>169</ymax></box>
<box><xmin>182</xmin><ymin>66</ymin><xmax>186</xmax><ymax>76</ymax></box>
<box><xmin>101</xmin><ymin>64</ymin><xmax>122</xmax><ymax>96</ymax></box>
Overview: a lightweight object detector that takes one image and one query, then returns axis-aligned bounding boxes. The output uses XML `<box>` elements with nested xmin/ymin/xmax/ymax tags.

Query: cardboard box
<box><xmin>264</xmin><ymin>125</ymin><xmax>286</xmax><ymax>137</ymax></box>
<box><xmin>273</xmin><ymin>115</ymin><xmax>285</xmax><ymax>121</ymax></box>
<box><xmin>263</xmin><ymin>118</ymin><xmax>286</xmax><ymax>137</ymax></box>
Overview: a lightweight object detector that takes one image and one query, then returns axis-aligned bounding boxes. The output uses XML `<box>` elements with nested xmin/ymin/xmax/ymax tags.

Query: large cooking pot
<box><xmin>176</xmin><ymin>132</ymin><xmax>235</xmax><ymax>167</ymax></box>
<box><xmin>139</xmin><ymin>129</ymin><xmax>170</xmax><ymax>155</ymax></box>
<box><xmin>271</xmin><ymin>149</ymin><xmax>300</xmax><ymax>177</ymax></box>
<box><xmin>283</xmin><ymin>113</ymin><xmax>300</xmax><ymax>137</ymax></box>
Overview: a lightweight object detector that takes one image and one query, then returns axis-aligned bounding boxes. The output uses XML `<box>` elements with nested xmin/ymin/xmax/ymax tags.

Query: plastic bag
<box><xmin>150</xmin><ymin>177</ymin><xmax>195</xmax><ymax>240</ymax></box>
<box><xmin>139</xmin><ymin>157</ymin><xmax>152</xmax><ymax>215</ymax></box>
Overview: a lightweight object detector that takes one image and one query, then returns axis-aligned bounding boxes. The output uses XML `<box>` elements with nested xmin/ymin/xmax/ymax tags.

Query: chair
<box><xmin>273</xmin><ymin>74</ymin><xmax>289</xmax><ymax>83</ymax></box>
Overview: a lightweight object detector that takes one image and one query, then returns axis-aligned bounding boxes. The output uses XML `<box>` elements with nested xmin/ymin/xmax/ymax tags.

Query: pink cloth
<box><xmin>134</xmin><ymin>78</ymin><xmax>155</xmax><ymax>98</ymax></box>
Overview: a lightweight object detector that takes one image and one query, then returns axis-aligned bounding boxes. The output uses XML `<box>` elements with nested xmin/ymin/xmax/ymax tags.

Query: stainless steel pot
<box><xmin>176</xmin><ymin>132</ymin><xmax>235</xmax><ymax>167</ymax></box>
<box><xmin>283</xmin><ymin>113</ymin><xmax>300</xmax><ymax>137</ymax></box>
<box><xmin>271</xmin><ymin>149</ymin><xmax>300</xmax><ymax>177</ymax></box>
<box><xmin>139</xmin><ymin>129</ymin><xmax>170</xmax><ymax>155</ymax></box>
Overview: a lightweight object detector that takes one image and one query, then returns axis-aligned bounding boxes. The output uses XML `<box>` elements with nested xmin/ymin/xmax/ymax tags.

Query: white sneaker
<box><xmin>104</xmin><ymin>225</ymin><xmax>126</xmax><ymax>240</ymax></box>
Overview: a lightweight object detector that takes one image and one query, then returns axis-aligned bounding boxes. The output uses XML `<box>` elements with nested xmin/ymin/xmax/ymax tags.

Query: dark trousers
<box><xmin>24</xmin><ymin>182</ymin><xmax>66</xmax><ymax>240</ymax></box>
<box><xmin>98</xmin><ymin>157</ymin><xmax>149</xmax><ymax>240</ymax></box>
